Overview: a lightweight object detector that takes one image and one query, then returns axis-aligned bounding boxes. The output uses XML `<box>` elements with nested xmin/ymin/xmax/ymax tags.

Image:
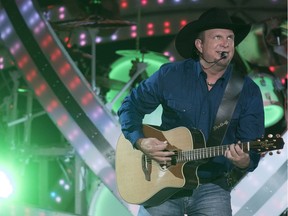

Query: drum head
<box><xmin>251</xmin><ymin>73</ymin><xmax>284</xmax><ymax>127</ymax></box>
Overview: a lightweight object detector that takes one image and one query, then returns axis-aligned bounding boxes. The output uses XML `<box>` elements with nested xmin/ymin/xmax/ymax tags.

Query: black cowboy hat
<box><xmin>175</xmin><ymin>7</ymin><xmax>251</xmax><ymax>59</ymax></box>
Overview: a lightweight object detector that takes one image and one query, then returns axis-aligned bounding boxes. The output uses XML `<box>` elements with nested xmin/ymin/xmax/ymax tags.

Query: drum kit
<box><xmin>53</xmin><ymin>11</ymin><xmax>287</xmax><ymax>129</ymax></box>
<box><xmin>237</xmin><ymin>16</ymin><xmax>287</xmax><ymax>128</ymax></box>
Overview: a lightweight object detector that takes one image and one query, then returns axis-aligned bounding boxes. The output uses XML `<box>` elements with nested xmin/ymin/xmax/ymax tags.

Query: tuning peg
<box><xmin>276</xmin><ymin>134</ymin><xmax>281</xmax><ymax>138</ymax></box>
<box><xmin>269</xmin><ymin>152</ymin><xmax>273</xmax><ymax>156</ymax></box>
<box><xmin>277</xmin><ymin>150</ymin><xmax>281</xmax><ymax>154</ymax></box>
<box><xmin>267</xmin><ymin>134</ymin><xmax>273</xmax><ymax>138</ymax></box>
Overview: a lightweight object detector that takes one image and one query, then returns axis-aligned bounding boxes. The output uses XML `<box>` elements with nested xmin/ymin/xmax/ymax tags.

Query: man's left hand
<box><xmin>225</xmin><ymin>143</ymin><xmax>250</xmax><ymax>169</ymax></box>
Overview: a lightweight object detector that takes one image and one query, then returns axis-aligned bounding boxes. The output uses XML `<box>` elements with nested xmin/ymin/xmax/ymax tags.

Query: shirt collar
<box><xmin>195</xmin><ymin>61</ymin><xmax>232</xmax><ymax>81</ymax></box>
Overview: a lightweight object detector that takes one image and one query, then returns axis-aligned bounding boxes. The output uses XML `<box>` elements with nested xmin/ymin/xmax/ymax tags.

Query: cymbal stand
<box><xmin>88</xmin><ymin>28</ymin><xmax>99</xmax><ymax>93</ymax></box>
<box><xmin>105</xmin><ymin>62</ymin><xmax>147</xmax><ymax>111</ymax></box>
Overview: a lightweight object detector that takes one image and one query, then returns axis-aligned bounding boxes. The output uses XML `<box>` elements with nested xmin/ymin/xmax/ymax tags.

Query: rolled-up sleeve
<box><xmin>236</xmin><ymin>78</ymin><xmax>265</xmax><ymax>171</ymax></box>
<box><xmin>117</xmin><ymin>69</ymin><xmax>164</xmax><ymax>146</ymax></box>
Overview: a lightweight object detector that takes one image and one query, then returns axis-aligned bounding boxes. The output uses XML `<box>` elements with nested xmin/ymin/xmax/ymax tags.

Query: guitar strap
<box><xmin>206</xmin><ymin>66</ymin><xmax>244</xmax><ymax>147</ymax></box>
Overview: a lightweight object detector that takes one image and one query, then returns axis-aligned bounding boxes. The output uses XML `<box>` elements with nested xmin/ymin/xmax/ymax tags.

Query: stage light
<box><xmin>95</xmin><ymin>37</ymin><xmax>102</xmax><ymax>43</ymax></box>
<box><xmin>269</xmin><ymin>66</ymin><xmax>276</xmax><ymax>72</ymax></box>
<box><xmin>57</xmin><ymin>114</ymin><xmax>68</xmax><ymax>127</ymax></box>
<box><xmin>141</xmin><ymin>0</ymin><xmax>148</xmax><ymax>6</ymax></box>
<box><xmin>59</xmin><ymin>179</ymin><xmax>65</xmax><ymax>186</ymax></box>
<box><xmin>79</xmin><ymin>33</ymin><xmax>87</xmax><ymax>46</ymax></box>
<box><xmin>0</xmin><ymin>57</ymin><xmax>4</xmax><ymax>69</ymax></box>
<box><xmin>81</xmin><ymin>92</ymin><xmax>93</xmax><ymax>106</ymax></box>
<box><xmin>64</xmin><ymin>37</ymin><xmax>70</xmax><ymax>43</ymax></box>
<box><xmin>80</xmin><ymin>40</ymin><xmax>87</xmax><ymax>46</ymax></box>
<box><xmin>111</xmin><ymin>34</ymin><xmax>118</xmax><ymax>41</ymax></box>
<box><xmin>131</xmin><ymin>32</ymin><xmax>137</xmax><ymax>38</ymax></box>
<box><xmin>0</xmin><ymin>170</ymin><xmax>14</xmax><ymax>198</ymax></box>
<box><xmin>120</xmin><ymin>1</ymin><xmax>128</xmax><ymax>9</ymax></box>
<box><xmin>163</xmin><ymin>21</ymin><xmax>171</xmax><ymax>34</ymax></box>
<box><xmin>50</xmin><ymin>191</ymin><xmax>56</xmax><ymax>198</ymax></box>
<box><xmin>58</xmin><ymin>7</ymin><xmax>66</xmax><ymax>20</ymax></box>
<box><xmin>68</xmin><ymin>76</ymin><xmax>81</xmax><ymax>90</ymax></box>
<box><xmin>147</xmin><ymin>30</ymin><xmax>154</xmax><ymax>36</ymax></box>
<box><xmin>180</xmin><ymin>19</ymin><xmax>187</xmax><ymax>28</ymax></box>
<box><xmin>25</xmin><ymin>69</ymin><xmax>37</xmax><ymax>82</ymax></box>
<box><xmin>130</xmin><ymin>25</ymin><xmax>137</xmax><ymax>38</ymax></box>
<box><xmin>64</xmin><ymin>184</ymin><xmax>70</xmax><ymax>190</ymax></box>
<box><xmin>147</xmin><ymin>23</ymin><xmax>154</xmax><ymax>36</ymax></box>
<box><xmin>55</xmin><ymin>196</ymin><xmax>62</xmax><ymax>203</ymax></box>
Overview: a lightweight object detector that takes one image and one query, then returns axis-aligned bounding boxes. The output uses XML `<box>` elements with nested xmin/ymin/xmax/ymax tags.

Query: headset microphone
<box><xmin>200</xmin><ymin>52</ymin><xmax>228</xmax><ymax>64</ymax></box>
<box><xmin>200</xmin><ymin>51</ymin><xmax>228</xmax><ymax>69</ymax></box>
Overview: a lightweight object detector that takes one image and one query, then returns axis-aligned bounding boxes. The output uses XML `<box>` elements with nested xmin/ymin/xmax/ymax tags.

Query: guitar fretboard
<box><xmin>177</xmin><ymin>142</ymin><xmax>250</xmax><ymax>162</ymax></box>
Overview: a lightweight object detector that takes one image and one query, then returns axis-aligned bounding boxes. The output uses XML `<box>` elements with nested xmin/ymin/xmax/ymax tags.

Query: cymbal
<box><xmin>51</xmin><ymin>16</ymin><xmax>135</xmax><ymax>30</ymax></box>
<box><xmin>116</xmin><ymin>50</ymin><xmax>168</xmax><ymax>60</ymax></box>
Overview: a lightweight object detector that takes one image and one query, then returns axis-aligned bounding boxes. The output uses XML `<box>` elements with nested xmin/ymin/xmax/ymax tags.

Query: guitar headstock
<box><xmin>250</xmin><ymin>134</ymin><xmax>285</xmax><ymax>154</ymax></box>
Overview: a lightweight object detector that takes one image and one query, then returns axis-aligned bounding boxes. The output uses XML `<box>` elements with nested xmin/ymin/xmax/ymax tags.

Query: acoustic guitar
<box><xmin>115</xmin><ymin>125</ymin><xmax>284</xmax><ymax>206</ymax></box>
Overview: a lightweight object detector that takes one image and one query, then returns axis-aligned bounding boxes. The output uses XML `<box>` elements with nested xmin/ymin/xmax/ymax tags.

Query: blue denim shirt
<box><xmin>118</xmin><ymin>58</ymin><xmax>265</xmax><ymax>179</ymax></box>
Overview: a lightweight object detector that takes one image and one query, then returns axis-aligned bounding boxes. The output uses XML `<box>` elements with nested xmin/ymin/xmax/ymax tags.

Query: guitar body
<box><xmin>115</xmin><ymin>125</ymin><xmax>206</xmax><ymax>206</ymax></box>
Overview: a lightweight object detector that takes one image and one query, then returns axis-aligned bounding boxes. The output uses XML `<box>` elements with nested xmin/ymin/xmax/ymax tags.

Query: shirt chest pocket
<box><xmin>166</xmin><ymin>100</ymin><xmax>194</xmax><ymax>123</ymax></box>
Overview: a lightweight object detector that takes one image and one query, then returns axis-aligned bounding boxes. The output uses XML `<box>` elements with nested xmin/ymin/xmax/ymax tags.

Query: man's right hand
<box><xmin>136</xmin><ymin>138</ymin><xmax>175</xmax><ymax>164</ymax></box>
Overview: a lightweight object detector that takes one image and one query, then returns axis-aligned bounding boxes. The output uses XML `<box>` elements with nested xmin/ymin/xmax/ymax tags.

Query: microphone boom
<box><xmin>200</xmin><ymin>52</ymin><xmax>228</xmax><ymax>69</ymax></box>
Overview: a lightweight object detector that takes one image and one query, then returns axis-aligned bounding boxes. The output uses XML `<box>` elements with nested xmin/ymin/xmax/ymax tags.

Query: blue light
<box><xmin>50</xmin><ymin>191</ymin><xmax>56</xmax><ymax>198</ymax></box>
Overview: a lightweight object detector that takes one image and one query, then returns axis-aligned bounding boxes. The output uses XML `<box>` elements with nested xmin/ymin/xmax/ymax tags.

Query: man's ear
<box><xmin>195</xmin><ymin>39</ymin><xmax>203</xmax><ymax>54</ymax></box>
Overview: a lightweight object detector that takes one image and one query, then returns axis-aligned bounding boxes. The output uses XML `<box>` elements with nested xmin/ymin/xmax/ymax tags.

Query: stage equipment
<box><xmin>250</xmin><ymin>72</ymin><xmax>284</xmax><ymax>128</ymax></box>
<box><xmin>105</xmin><ymin>49</ymin><xmax>169</xmax><ymax>127</ymax></box>
<box><xmin>237</xmin><ymin>17</ymin><xmax>287</xmax><ymax>67</ymax></box>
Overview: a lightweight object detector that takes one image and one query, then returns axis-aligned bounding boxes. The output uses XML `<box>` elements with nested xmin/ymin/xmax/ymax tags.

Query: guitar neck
<box><xmin>178</xmin><ymin>142</ymin><xmax>250</xmax><ymax>162</ymax></box>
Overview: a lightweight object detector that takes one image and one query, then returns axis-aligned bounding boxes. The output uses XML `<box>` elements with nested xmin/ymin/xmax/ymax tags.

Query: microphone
<box><xmin>199</xmin><ymin>51</ymin><xmax>228</xmax><ymax>69</ymax></box>
<box><xmin>200</xmin><ymin>52</ymin><xmax>228</xmax><ymax>64</ymax></box>
<box><xmin>220</xmin><ymin>51</ymin><xmax>228</xmax><ymax>59</ymax></box>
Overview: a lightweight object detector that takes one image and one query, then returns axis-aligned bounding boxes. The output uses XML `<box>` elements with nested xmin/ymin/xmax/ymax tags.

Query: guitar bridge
<box><xmin>142</xmin><ymin>155</ymin><xmax>151</xmax><ymax>181</ymax></box>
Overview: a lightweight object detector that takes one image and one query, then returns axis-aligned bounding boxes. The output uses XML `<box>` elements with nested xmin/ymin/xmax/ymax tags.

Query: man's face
<box><xmin>196</xmin><ymin>28</ymin><xmax>235</xmax><ymax>66</ymax></box>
